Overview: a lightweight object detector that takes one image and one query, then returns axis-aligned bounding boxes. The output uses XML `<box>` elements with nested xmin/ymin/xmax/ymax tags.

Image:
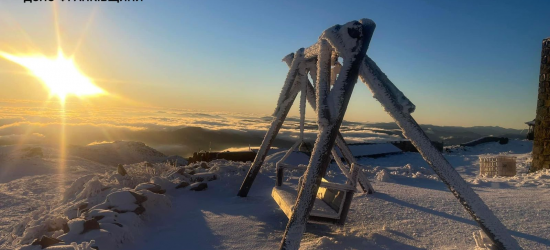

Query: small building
<box><xmin>188</xmin><ymin>150</ymin><xmax>257</xmax><ymax>163</ymax></box>
<box><xmin>391</xmin><ymin>140</ymin><xmax>444</xmax><ymax>152</ymax></box>
<box><xmin>526</xmin><ymin>120</ymin><xmax>535</xmax><ymax>140</ymax></box>
<box><xmin>460</xmin><ymin>137</ymin><xmax>509</xmax><ymax>147</ymax></box>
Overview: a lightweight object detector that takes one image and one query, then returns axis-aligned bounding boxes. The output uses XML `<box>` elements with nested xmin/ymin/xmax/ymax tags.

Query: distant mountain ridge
<box><xmin>360</xmin><ymin>122</ymin><xmax>524</xmax><ymax>146</ymax></box>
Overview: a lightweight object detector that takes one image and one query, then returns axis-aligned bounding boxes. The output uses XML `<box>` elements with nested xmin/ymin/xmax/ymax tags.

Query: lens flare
<box><xmin>0</xmin><ymin>49</ymin><xmax>105</xmax><ymax>102</ymax></box>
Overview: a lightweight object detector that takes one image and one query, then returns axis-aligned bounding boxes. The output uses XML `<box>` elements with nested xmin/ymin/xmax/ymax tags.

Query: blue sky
<box><xmin>0</xmin><ymin>0</ymin><xmax>549</xmax><ymax>129</ymax></box>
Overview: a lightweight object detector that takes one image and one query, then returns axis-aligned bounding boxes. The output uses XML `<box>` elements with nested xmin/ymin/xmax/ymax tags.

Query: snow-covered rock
<box><xmin>375</xmin><ymin>169</ymin><xmax>391</xmax><ymax>182</ymax></box>
<box><xmin>134</xmin><ymin>183</ymin><xmax>164</xmax><ymax>194</ymax></box>
<box><xmin>189</xmin><ymin>182</ymin><xmax>208</xmax><ymax>191</ymax></box>
<box><xmin>89</xmin><ymin>191</ymin><xmax>147</xmax><ymax>214</ymax></box>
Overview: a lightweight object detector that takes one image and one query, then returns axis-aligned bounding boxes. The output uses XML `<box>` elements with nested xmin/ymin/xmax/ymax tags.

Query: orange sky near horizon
<box><xmin>0</xmin><ymin>1</ymin><xmax>541</xmax><ymax>130</ymax></box>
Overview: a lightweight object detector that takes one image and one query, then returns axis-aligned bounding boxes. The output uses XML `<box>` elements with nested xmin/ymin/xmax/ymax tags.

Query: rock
<box><xmin>175</xmin><ymin>181</ymin><xmax>190</xmax><ymax>189</ymax></box>
<box><xmin>65</xmin><ymin>201</ymin><xmax>90</xmax><ymax>219</ymax></box>
<box><xmin>376</xmin><ymin>169</ymin><xmax>391</xmax><ymax>182</ymax></box>
<box><xmin>82</xmin><ymin>219</ymin><xmax>100</xmax><ymax>234</ymax></box>
<box><xmin>44</xmin><ymin>245</ymin><xmax>75</xmax><ymax>250</ymax></box>
<box><xmin>150</xmin><ymin>176</ymin><xmax>177</xmax><ymax>190</ymax></box>
<box><xmin>86</xmin><ymin>209</ymin><xmax>118</xmax><ymax>222</ymax></box>
<box><xmin>32</xmin><ymin>236</ymin><xmax>63</xmax><ymax>249</ymax></box>
<box><xmin>63</xmin><ymin>175</ymin><xmax>96</xmax><ymax>202</ymax></box>
<box><xmin>117</xmin><ymin>164</ymin><xmax>127</xmax><ymax>176</ymax></box>
<box><xmin>189</xmin><ymin>173</ymin><xmax>218</xmax><ymax>182</ymax></box>
<box><xmin>200</xmin><ymin>162</ymin><xmax>209</xmax><ymax>169</ymax></box>
<box><xmin>133</xmin><ymin>206</ymin><xmax>146</xmax><ymax>215</ymax></box>
<box><xmin>144</xmin><ymin>162</ymin><xmax>153</xmax><ymax>168</ymax></box>
<box><xmin>88</xmin><ymin>191</ymin><xmax>147</xmax><ymax>214</ymax></box>
<box><xmin>67</xmin><ymin>219</ymin><xmax>85</xmax><ymax>234</ymax></box>
<box><xmin>189</xmin><ymin>182</ymin><xmax>208</xmax><ymax>191</ymax></box>
<box><xmin>135</xmin><ymin>183</ymin><xmax>165</xmax><ymax>194</ymax></box>
<box><xmin>194</xmin><ymin>168</ymin><xmax>207</xmax><ymax>174</ymax></box>
<box><xmin>92</xmin><ymin>215</ymin><xmax>105</xmax><ymax>221</ymax></box>
<box><xmin>44</xmin><ymin>217</ymin><xmax>68</xmax><ymax>233</ymax></box>
<box><xmin>129</xmin><ymin>191</ymin><xmax>148</xmax><ymax>204</ymax></box>
<box><xmin>169</xmin><ymin>168</ymin><xmax>192</xmax><ymax>179</ymax></box>
<box><xmin>62</xmin><ymin>223</ymin><xmax>69</xmax><ymax>233</ymax></box>
<box><xmin>31</xmin><ymin>239</ymin><xmax>40</xmax><ymax>246</ymax></box>
<box><xmin>136</xmin><ymin>190</ymin><xmax>171</xmax><ymax>217</ymax></box>
<box><xmin>78</xmin><ymin>203</ymin><xmax>89</xmax><ymax>211</ymax></box>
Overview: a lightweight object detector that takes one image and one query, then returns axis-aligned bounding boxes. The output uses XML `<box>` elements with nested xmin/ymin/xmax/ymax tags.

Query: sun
<box><xmin>0</xmin><ymin>49</ymin><xmax>105</xmax><ymax>103</ymax></box>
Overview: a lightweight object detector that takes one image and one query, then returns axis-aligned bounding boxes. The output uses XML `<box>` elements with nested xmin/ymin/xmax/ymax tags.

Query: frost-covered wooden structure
<box><xmin>238</xmin><ymin>19</ymin><xmax>519</xmax><ymax>250</ymax></box>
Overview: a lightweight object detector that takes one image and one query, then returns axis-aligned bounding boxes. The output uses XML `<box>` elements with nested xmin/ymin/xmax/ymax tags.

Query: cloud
<box><xmin>0</xmin><ymin>102</ymin><xmax>524</xmax><ymax>157</ymax></box>
<box><xmin>0</xmin><ymin>105</ymin><xmax>406</xmax><ymax>156</ymax></box>
<box><xmin>0</xmin><ymin>133</ymin><xmax>44</xmax><ymax>145</ymax></box>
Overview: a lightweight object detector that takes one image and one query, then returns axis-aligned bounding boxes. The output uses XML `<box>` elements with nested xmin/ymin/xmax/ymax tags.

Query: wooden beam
<box><xmin>237</xmin><ymin>49</ymin><xmax>305</xmax><ymax>197</ymax></box>
<box><xmin>359</xmin><ymin>56</ymin><xmax>520</xmax><ymax>250</ymax></box>
<box><xmin>286</xmin><ymin>54</ymin><xmax>374</xmax><ymax>194</ymax></box>
<box><xmin>280</xmin><ymin>20</ymin><xmax>375</xmax><ymax>250</ymax></box>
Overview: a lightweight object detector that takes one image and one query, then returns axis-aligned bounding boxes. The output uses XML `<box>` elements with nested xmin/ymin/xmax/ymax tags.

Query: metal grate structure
<box><xmin>479</xmin><ymin>156</ymin><xmax>517</xmax><ymax>177</ymax></box>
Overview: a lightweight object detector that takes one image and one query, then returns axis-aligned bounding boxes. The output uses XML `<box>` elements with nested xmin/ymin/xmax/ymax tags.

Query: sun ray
<box><xmin>52</xmin><ymin>1</ymin><xmax>63</xmax><ymax>51</ymax></box>
<box><xmin>72</xmin><ymin>7</ymin><xmax>99</xmax><ymax>58</ymax></box>
<box><xmin>0</xmin><ymin>50</ymin><xmax>106</xmax><ymax>103</ymax></box>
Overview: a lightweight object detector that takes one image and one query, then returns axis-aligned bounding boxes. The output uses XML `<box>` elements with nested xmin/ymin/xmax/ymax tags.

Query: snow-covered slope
<box><xmin>2</xmin><ymin>140</ymin><xmax>549</xmax><ymax>250</ymax></box>
<box><xmin>0</xmin><ymin>141</ymin><xmax>188</xmax><ymax>249</ymax></box>
<box><xmin>68</xmin><ymin>141</ymin><xmax>187</xmax><ymax>166</ymax></box>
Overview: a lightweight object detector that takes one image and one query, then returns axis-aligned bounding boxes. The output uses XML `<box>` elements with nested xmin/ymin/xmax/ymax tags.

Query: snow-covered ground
<box><xmin>1</xmin><ymin>140</ymin><xmax>549</xmax><ymax>249</ymax></box>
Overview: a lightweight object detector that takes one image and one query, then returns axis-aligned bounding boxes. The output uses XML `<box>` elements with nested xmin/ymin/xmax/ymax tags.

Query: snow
<box><xmin>360</xmin><ymin>55</ymin><xmax>521</xmax><ymax>249</ymax></box>
<box><xmin>265</xmin><ymin>151</ymin><xmax>310</xmax><ymax>167</ymax></box>
<box><xmin>0</xmin><ymin>140</ymin><xmax>549</xmax><ymax>249</ymax></box>
<box><xmin>128</xmin><ymin>140</ymin><xmax>547</xmax><ymax>250</ymax></box>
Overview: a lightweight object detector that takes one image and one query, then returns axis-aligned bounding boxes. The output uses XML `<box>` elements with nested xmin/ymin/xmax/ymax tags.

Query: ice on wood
<box><xmin>359</xmin><ymin>53</ymin><xmax>519</xmax><ymax>249</ymax></box>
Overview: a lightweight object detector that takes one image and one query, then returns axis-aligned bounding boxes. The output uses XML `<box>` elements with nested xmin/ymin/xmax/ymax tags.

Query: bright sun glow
<box><xmin>0</xmin><ymin>49</ymin><xmax>104</xmax><ymax>102</ymax></box>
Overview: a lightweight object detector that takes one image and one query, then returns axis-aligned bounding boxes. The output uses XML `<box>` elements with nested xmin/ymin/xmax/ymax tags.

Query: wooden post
<box><xmin>532</xmin><ymin>38</ymin><xmax>550</xmax><ymax>172</ymax></box>
<box><xmin>359</xmin><ymin>56</ymin><xmax>520</xmax><ymax>249</ymax></box>
<box><xmin>302</xmin><ymin>63</ymin><xmax>374</xmax><ymax>194</ymax></box>
<box><xmin>280</xmin><ymin>20</ymin><xmax>374</xmax><ymax>250</ymax></box>
<box><xmin>237</xmin><ymin>49</ymin><xmax>305</xmax><ymax>197</ymax></box>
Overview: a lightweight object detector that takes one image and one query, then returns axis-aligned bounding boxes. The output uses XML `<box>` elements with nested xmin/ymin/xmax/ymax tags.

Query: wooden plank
<box><xmin>319</xmin><ymin>181</ymin><xmax>355</xmax><ymax>192</ymax></box>
<box><xmin>317</xmin><ymin>186</ymin><xmax>345</xmax><ymax>213</ymax></box>
<box><xmin>272</xmin><ymin>186</ymin><xmax>340</xmax><ymax>220</ymax></box>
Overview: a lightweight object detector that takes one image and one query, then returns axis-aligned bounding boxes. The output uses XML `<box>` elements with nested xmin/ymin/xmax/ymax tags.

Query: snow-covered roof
<box><xmin>334</xmin><ymin>143</ymin><xmax>402</xmax><ymax>158</ymax></box>
<box><xmin>349</xmin><ymin>143</ymin><xmax>402</xmax><ymax>157</ymax></box>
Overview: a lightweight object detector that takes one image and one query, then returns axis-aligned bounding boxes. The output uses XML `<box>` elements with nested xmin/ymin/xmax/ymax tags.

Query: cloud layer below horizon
<box><xmin>0</xmin><ymin>103</ymin><xmax>404</xmax><ymax>157</ymax></box>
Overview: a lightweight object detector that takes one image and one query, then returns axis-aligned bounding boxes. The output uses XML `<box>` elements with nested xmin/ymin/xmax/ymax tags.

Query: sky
<box><xmin>0</xmin><ymin>0</ymin><xmax>549</xmax><ymax>129</ymax></box>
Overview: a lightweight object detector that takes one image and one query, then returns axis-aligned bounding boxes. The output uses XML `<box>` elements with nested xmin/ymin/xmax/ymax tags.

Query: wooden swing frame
<box><xmin>237</xmin><ymin>19</ymin><xmax>519</xmax><ymax>250</ymax></box>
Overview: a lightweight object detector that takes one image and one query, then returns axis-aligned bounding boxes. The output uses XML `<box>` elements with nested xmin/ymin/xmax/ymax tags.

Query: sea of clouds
<box><xmin>0</xmin><ymin>101</ymin><xmax>407</xmax><ymax>157</ymax></box>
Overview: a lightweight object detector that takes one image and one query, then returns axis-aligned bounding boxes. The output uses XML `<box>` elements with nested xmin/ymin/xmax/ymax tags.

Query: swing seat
<box><xmin>272</xmin><ymin>174</ymin><xmax>355</xmax><ymax>225</ymax></box>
